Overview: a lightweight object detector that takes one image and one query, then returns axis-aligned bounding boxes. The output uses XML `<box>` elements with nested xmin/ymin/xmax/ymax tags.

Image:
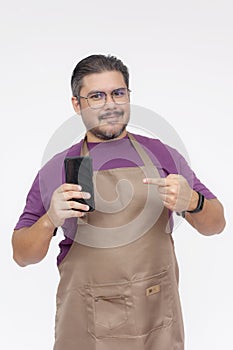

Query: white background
<box><xmin>1</xmin><ymin>1</ymin><xmax>233</xmax><ymax>349</ymax></box>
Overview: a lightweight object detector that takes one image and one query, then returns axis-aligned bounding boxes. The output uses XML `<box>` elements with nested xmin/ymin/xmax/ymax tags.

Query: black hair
<box><xmin>71</xmin><ymin>54</ymin><xmax>129</xmax><ymax>97</ymax></box>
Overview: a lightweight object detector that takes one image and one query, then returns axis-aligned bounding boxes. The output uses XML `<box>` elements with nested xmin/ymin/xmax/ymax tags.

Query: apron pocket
<box><xmin>85</xmin><ymin>267</ymin><xmax>173</xmax><ymax>339</ymax></box>
<box><xmin>85</xmin><ymin>282</ymin><xmax>136</xmax><ymax>338</ymax></box>
<box><xmin>132</xmin><ymin>267</ymin><xmax>173</xmax><ymax>335</ymax></box>
<box><xmin>94</xmin><ymin>295</ymin><xmax>127</xmax><ymax>328</ymax></box>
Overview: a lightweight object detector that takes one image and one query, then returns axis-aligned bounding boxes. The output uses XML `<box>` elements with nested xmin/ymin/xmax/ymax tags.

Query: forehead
<box><xmin>81</xmin><ymin>71</ymin><xmax>126</xmax><ymax>93</ymax></box>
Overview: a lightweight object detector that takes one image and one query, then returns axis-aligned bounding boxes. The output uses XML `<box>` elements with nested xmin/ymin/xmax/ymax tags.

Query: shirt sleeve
<box><xmin>139</xmin><ymin>134</ymin><xmax>217</xmax><ymax>200</ymax></box>
<box><xmin>176</xmin><ymin>152</ymin><xmax>216</xmax><ymax>200</ymax></box>
<box><xmin>14</xmin><ymin>142</ymin><xmax>82</xmax><ymax>232</ymax></box>
<box><xmin>14</xmin><ymin>172</ymin><xmax>46</xmax><ymax>230</ymax></box>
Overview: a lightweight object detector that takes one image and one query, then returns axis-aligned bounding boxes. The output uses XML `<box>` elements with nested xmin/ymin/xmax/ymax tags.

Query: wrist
<box><xmin>43</xmin><ymin>213</ymin><xmax>58</xmax><ymax>236</ymax></box>
<box><xmin>187</xmin><ymin>191</ymin><xmax>199</xmax><ymax>212</ymax></box>
<box><xmin>177</xmin><ymin>191</ymin><xmax>205</xmax><ymax>218</ymax></box>
<box><xmin>186</xmin><ymin>191</ymin><xmax>205</xmax><ymax>214</ymax></box>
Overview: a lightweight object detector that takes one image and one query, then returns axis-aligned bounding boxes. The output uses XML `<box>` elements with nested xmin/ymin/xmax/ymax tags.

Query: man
<box><xmin>12</xmin><ymin>54</ymin><xmax>225</xmax><ymax>350</ymax></box>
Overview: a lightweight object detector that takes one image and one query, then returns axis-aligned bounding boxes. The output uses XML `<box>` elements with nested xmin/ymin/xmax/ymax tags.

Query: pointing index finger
<box><xmin>143</xmin><ymin>178</ymin><xmax>167</xmax><ymax>186</ymax></box>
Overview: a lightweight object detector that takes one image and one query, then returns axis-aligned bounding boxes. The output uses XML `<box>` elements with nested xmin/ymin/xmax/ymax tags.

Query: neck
<box><xmin>86</xmin><ymin>129</ymin><xmax>128</xmax><ymax>142</ymax></box>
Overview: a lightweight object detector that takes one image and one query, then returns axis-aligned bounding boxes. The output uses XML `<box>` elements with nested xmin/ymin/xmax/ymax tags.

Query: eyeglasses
<box><xmin>77</xmin><ymin>87</ymin><xmax>131</xmax><ymax>109</ymax></box>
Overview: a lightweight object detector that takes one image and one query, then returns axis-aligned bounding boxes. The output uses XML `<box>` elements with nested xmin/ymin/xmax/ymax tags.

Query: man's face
<box><xmin>72</xmin><ymin>70</ymin><xmax>130</xmax><ymax>141</ymax></box>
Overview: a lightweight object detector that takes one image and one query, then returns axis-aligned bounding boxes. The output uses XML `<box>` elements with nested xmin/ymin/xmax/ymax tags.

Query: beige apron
<box><xmin>54</xmin><ymin>133</ymin><xmax>184</xmax><ymax>350</ymax></box>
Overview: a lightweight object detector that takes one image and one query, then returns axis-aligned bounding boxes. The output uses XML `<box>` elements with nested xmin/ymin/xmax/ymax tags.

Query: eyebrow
<box><xmin>87</xmin><ymin>87</ymin><xmax>126</xmax><ymax>95</ymax></box>
<box><xmin>86</xmin><ymin>90</ymin><xmax>104</xmax><ymax>95</ymax></box>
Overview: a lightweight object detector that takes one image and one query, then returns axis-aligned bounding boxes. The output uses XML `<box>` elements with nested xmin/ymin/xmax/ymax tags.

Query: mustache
<box><xmin>99</xmin><ymin>110</ymin><xmax>124</xmax><ymax>120</ymax></box>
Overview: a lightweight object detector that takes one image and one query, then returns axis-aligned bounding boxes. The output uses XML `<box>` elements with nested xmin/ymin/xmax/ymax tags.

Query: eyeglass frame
<box><xmin>76</xmin><ymin>87</ymin><xmax>131</xmax><ymax>109</ymax></box>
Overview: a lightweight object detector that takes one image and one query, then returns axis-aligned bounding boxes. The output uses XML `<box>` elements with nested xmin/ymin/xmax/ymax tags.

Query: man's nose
<box><xmin>105</xmin><ymin>93</ymin><xmax>115</xmax><ymax>106</ymax></box>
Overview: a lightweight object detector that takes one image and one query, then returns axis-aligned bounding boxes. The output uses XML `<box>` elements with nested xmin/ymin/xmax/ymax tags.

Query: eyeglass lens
<box><xmin>87</xmin><ymin>88</ymin><xmax>129</xmax><ymax>109</ymax></box>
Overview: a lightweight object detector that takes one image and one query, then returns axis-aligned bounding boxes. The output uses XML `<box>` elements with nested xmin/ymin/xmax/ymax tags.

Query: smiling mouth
<box><xmin>101</xmin><ymin>115</ymin><xmax>120</xmax><ymax>122</ymax></box>
<box><xmin>99</xmin><ymin>111</ymin><xmax>123</xmax><ymax>121</ymax></box>
<box><xmin>100</xmin><ymin>116</ymin><xmax>122</xmax><ymax>125</ymax></box>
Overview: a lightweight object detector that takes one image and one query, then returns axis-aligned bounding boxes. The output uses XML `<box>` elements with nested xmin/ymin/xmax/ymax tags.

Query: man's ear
<box><xmin>71</xmin><ymin>96</ymin><xmax>81</xmax><ymax>114</ymax></box>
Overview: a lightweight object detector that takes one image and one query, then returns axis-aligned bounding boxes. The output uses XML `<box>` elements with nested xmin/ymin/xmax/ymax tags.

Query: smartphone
<box><xmin>64</xmin><ymin>156</ymin><xmax>95</xmax><ymax>212</ymax></box>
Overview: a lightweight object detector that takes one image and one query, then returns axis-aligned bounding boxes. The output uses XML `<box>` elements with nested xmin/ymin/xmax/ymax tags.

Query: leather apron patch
<box><xmin>146</xmin><ymin>284</ymin><xmax>161</xmax><ymax>296</ymax></box>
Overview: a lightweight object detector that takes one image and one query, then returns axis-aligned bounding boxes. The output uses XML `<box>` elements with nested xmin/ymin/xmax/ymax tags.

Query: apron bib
<box><xmin>54</xmin><ymin>133</ymin><xmax>184</xmax><ymax>350</ymax></box>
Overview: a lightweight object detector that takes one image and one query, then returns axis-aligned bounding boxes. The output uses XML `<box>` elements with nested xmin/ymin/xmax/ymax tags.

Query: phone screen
<box><xmin>64</xmin><ymin>156</ymin><xmax>95</xmax><ymax>212</ymax></box>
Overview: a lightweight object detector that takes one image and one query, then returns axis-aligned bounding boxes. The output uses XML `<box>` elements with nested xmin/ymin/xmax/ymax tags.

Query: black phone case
<box><xmin>64</xmin><ymin>156</ymin><xmax>95</xmax><ymax>212</ymax></box>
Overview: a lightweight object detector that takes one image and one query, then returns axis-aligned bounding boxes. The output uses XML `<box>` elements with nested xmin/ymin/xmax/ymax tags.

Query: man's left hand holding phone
<box><xmin>47</xmin><ymin>156</ymin><xmax>95</xmax><ymax>228</ymax></box>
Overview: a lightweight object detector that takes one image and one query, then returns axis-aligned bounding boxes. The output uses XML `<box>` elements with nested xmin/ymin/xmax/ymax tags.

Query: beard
<box><xmin>89</xmin><ymin>122</ymin><xmax>127</xmax><ymax>140</ymax></box>
<box><xmin>83</xmin><ymin>109</ymin><xmax>130</xmax><ymax>141</ymax></box>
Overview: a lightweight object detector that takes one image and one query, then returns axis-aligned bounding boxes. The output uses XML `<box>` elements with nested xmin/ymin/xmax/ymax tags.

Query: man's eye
<box><xmin>89</xmin><ymin>92</ymin><xmax>105</xmax><ymax>100</ymax></box>
<box><xmin>112</xmin><ymin>89</ymin><xmax>126</xmax><ymax>97</ymax></box>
